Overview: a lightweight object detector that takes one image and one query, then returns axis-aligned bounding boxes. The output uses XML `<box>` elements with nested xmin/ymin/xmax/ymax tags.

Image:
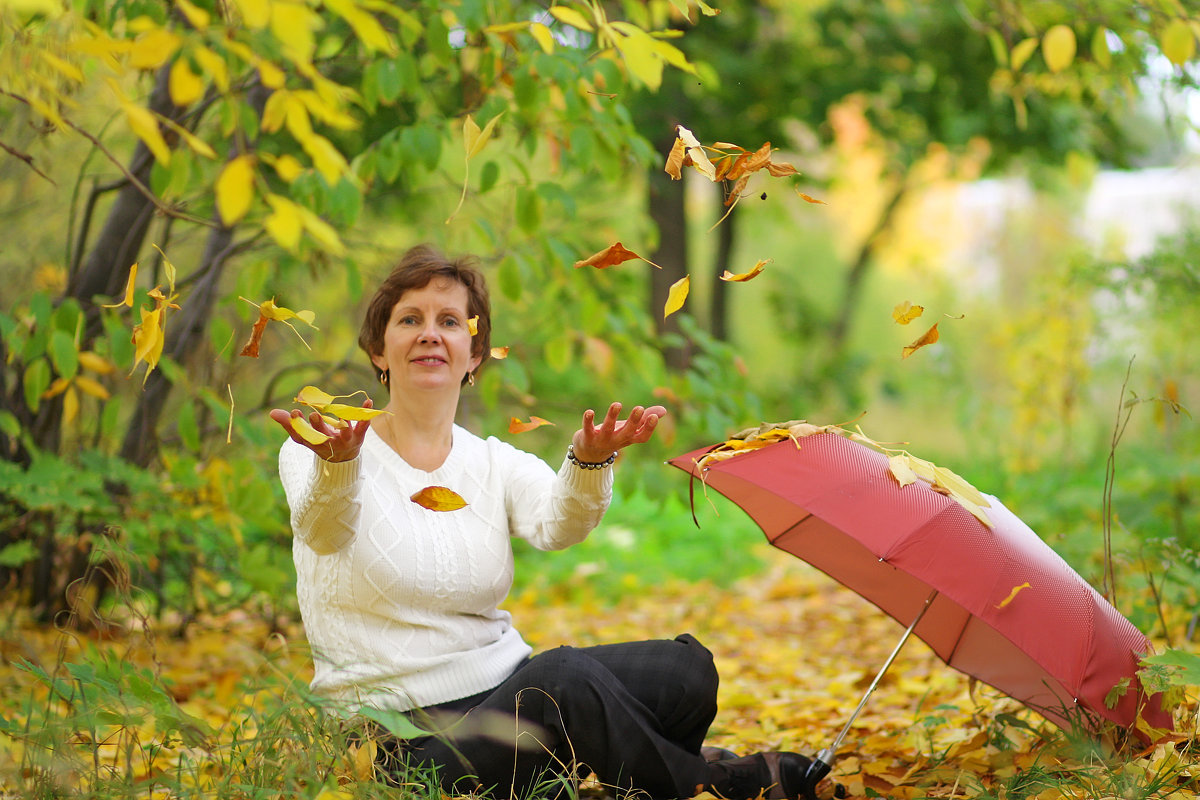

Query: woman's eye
<box><xmin>398</xmin><ymin>315</ymin><xmax>418</xmax><ymax>325</ymax></box>
<box><xmin>442</xmin><ymin>317</ymin><xmax>459</xmax><ymax>327</ymax></box>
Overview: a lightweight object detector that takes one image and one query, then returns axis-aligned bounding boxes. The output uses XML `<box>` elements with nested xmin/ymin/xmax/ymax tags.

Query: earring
<box><xmin>467</xmin><ymin>371</ymin><xmax>476</xmax><ymax>387</ymax></box>
<box><xmin>380</xmin><ymin>370</ymin><xmax>389</xmax><ymax>386</ymax></box>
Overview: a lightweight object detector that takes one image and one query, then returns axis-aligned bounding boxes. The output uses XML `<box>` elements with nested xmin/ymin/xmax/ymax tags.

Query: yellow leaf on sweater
<box><xmin>411</xmin><ymin>486</ymin><xmax>467</xmax><ymax>512</ymax></box>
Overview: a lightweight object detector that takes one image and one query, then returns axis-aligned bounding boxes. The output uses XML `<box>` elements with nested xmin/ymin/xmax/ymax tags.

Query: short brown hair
<box><xmin>358</xmin><ymin>244</ymin><xmax>491</xmax><ymax>385</ymax></box>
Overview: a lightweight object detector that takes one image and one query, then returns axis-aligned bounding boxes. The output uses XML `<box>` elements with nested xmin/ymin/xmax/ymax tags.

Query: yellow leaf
<box><xmin>932</xmin><ymin>465</ymin><xmax>989</xmax><ymax>508</ymax></box>
<box><xmin>508</xmin><ymin>416</ymin><xmax>554</xmax><ymax>434</ymax></box>
<box><xmin>169</xmin><ymin>57</ymin><xmax>206</xmax><ymax>107</ymax></box>
<box><xmin>78</xmin><ymin>351</ymin><xmax>116</xmax><ymax>374</ymax></box>
<box><xmin>530</xmin><ymin>22</ymin><xmax>555</xmax><ymax>54</ymax></box>
<box><xmin>612</xmin><ymin>26</ymin><xmax>664</xmax><ymax>90</ymax></box>
<box><xmin>265</xmin><ymin>194</ymin><xmax>303</xmax><ymax>251</ymax></box>
<box><xmin>131</xmin><ymin>305</ymin><xmax>165</xmax><ymax>384</ymax></box>
<box><xmin>1162</xmin><ymin>19</ymin><xmax>1197</xmax><ymax>67</ymax></box>
<box><xmin>272</xmin><ymin>153</ymin><xmax>305</xmax><ymax>182</ymax></box>
<box><xmin>102</xmin><ymin>262</ymin><xmax>138</xmax><ymax>308</ymax></box>
<box><xmin>892</xmin><ymin>301</ymin><xmax>924</xmax><ymax>325</ymax></box>
<box><xmin>796</xmin><ymin>190</ymin><xmax>826</xmax><ymax>205</ymax></box>
<box><xmin>260</xmin><ymin>298</ymin><xmax>316</xmax><ymax>326</ymax></box>
<box><xmin>175</xmin><ymin>0</ymin><xmax>210</xmax><ymax>30</ymax></box>
<box><xmin>322</xmin><ymin>403</ymin><xmax>387</xmax><ymax>421</ymax></box>
<box><xmin>192</xmin><ymin>46</ymin><xmax>229</xmax><ymax>91</ymax></box>
<box><xmin>995</xmin><ymin>582</ymin><xmax>1031</xmax><ymax>610</ymax></box>
<box><xmin>467</xmin><ymin>316</ymin><xmax>478</xmax><ymax>335</ymax></box>
<box><xmin>1010</xmin><ymin>37</ymin><xmax>1039</xmax><ymax>71</ymax></box>
<box><xmin>155</xmin><ymin>114</ymin><xmax>218</xmax><ymax>159</ymax></box>
<box><xmin>231</xmin><ymin>0</ymin><xmax>270</xmax><ymax>29</ymax></box>
<box><xmin>465</xmin><ymin>112</ymin><xmax>503</xmax><ymax>159</ymax></box>
<box><xmin>289</xmin><ymin>414</ymin><xmax>331</xmax><ymax>445</ymax></box>
<box><xmin>663</xmin><ymin>275</ymin><xmax>690</xmax><ymax>319</ymax></box>
<box><xmin>301</xmin><ymin>132</ymin><xmax>349</xmax><ymax>184</ymax></box>
<box><xmin>42</xmin><ymin>377</ymin><xmax>71</xmax><ymax>399</ymax></box>
<box><xmin>296</xmin><ymin>205</ymin><xmax>345</xmax><ymax>255</ymax></box>
<box><xmin>215</xmin><ymin>155</ymin><xmax>256</xmax><ymax>226</ymax></box>
<box><xmin>74</xmin><ymin>375</ymin><xmax>110</xmax><ymax>400</ymax></box>
<box><xmin>888</xmin><ymin>455</ymin><xmax>918</xmax><ymax>488</ymax></box>
<box><xmin>326</xmin><ymin>0</ymin><xmax>395</xmax><ymax>54</ymax></box>
<box><xmin>549</xmin><ymin>5</ymin><xmax>593</xmax><ymax>32</ymax></box>
<box><xmin>39</xmin><ymin>51</ymin><xmax>84</xmax><ymax>83</ymax></box>
<box><xmin>490</xmin><ymin>346</ymin><xmax>509</xmax><ymax>359</ymax></box>
<box><xmin>719</xmin><ymin>259</ymin><xmax>769</xmax><ymax>282</ymax></box>
<box><xmin>1042</xmin><ymin>25</ymin><xmax>1076</xmax><ymax>73</ymax></box>
<box><xmin>128</xmin><ymin>28</ymin><xmax>181</xmax><ymax>70</ymax></box>
<box><xmin>574</xmin><ymin>242</ymin><xmax>659</xmax><ymax>269</ymax></box>
<box><xmin>62</xmin><ymin>386</ymin><xmax>79</xmax><ymax>425</ymax></box>
<box><xmin>675</xmin><ymin>124</ymin><xmax>715</xmax><ymax>180</ymax></box>
<box><xmin>901</xmin><ymin>322</ymin><xmax>939</xmax><ymax>359</ymax></box>
<box><xmin>411</xmin><ymin>486</ymin><xmax>468</xmax><ymax>512</ymax></box>
<box><xmin>1091</xmin><ymin>27</ymin><xmax>1112</xmax><ymax>70</ymax></box>
<box><xmin>123</xmin><ymin>102</ymin><xmax>171</xmax><ymax>165</ymax></box>
<box><xmin>296</xmin><ymin>385</ymin><xmax>338</xmax><ymax>408</ymax></box>
<box><xmin>271</xmin><ymin>0</ymin><xmax>319</xmax><ymax>63</ymax></box>
<box><xmin>664</xmin><ymin>136</ymin><xmax>686</xmax><ymax>180</ymax></box>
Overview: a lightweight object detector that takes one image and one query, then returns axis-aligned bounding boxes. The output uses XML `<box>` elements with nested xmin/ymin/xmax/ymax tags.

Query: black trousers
<box><xmin>382</xmin><ymin>633</ymin><xmax>719</xmax><ymax>800</ymax></box>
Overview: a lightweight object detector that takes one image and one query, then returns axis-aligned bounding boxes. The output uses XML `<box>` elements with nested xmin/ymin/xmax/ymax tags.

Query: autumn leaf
<box><xmin>901</xmin><ymin>323</ymin><xmax>939</xmax><ymax>359</ymax></box>
<box><xmin>509</xmin><ymin>415</ymin><xmax>554</xmax><ymax>434</ymax></box>
<box><xmin>293</xmin><ymin>385</ymin><xmax>387</xmax><ymax>422</ymax></box>
<box><xmin>719</xmin><ymin>259</ymin><xmax>769</xmax><ymax>282</ymax></box>
<box><xmin>411</xmin><ymin>486</ymin><xmax>468</xmax><ymax>512</ymax></box>
<box><xmin>289</xmin><ymin>414</ymin><xmax>331</xmax><ymax>445</ymax></box>
<box><xmin>796</xmin><ymin>190</ymin><xmax>826</xmax><ymax>204</ymax></box>
<box><xmin>664</xmin><ymin>275</ymin><xmax>690</xmax><ymax>319</ymax></box>
<box><xmin>490</xmin><ymin>346</ymin><xmax>509</xmax><ymax>359</ymax></box>
<box><xmin>995</xmin><ymin>582</ymin><xmax>1032</xmax><ymax>610</ymax></box>
<box><xmin>447</xmin><ymin>113</ymin><xmax>503</xmax><ymax>224</ymax></box>
<box><xmin>216</xmin><ymin>155</ymin><xmax>256</xmax><ymax>226</ymax></box>
<box><xmin>102</xmin><ymin>262</ymin><xmax>138</xmax><ymax>308</ymax></box>
<box><xmin>131</xmin><ymin>305</ymin><xmax>165</xmax><ymax>385</ymax></box>
<box><xmin>467</xmin><ymin>316</ymin><xmax>479</xmax><ymax>336</ymax></box>
<box><xmin>574</xmin><ymin>242</ymin><xmax>660</xmax><ymax>269</ymax></box>
<box><xmin>1042</xmin><ymin>24</ymin><xmax>1076</xmax><ymax>73</ymax></box>
<box><xmin>664</xmin><ymin>135</ymin><xmax>686</xmax><ymax>180</ymax></box>
<box><xmin>888</xmin><ymin>454</ymin><xmax>919</xmax><ymax>488</ymax></box>
<box><xmin>239</xmin><ymin>297</ymin><xmax>318</xmax><ymax>356</ymax></box>
<box><xmin>674</xmin><ymin>124</ymin><xmax>716</xmax><ymax>180</ymax></box>
<box><xmin>892</xmin><ymin>301</ymin><xmax>924</xmax><ymax>325</ymax></box>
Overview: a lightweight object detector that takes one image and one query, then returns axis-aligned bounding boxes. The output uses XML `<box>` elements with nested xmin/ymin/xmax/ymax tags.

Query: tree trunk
<box><xmin>648</xmin><ymin>142</ymin><xmax>691</xmax><ymax>371</ymax></box>
<box><xmin>709</xmin><ymin>203</ymin><xmax>738</xmax><ymax>342</ymax></box>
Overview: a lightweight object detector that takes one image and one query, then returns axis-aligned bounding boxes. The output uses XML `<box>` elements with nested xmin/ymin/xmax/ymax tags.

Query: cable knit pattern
<box><xmin>277</xmin><ymin>424</ymin><xmax>613</xmax><ymax>712</ymax></box>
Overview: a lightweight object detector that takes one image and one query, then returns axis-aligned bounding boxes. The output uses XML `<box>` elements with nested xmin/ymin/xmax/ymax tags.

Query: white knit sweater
<box><xmin>277</xmin><ymin>424</ymin><xmax>613</xmax><ymax>712</ymax></box>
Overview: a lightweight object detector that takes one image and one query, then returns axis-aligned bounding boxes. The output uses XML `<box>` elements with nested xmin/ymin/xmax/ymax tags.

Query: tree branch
<box><xmin>0</xmin><ymin>137</ymin><xmax>55</xmax><ymax>184</ymax></box>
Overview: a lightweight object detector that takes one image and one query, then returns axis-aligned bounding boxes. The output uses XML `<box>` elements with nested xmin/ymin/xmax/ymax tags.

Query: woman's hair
<box><xmin>358</xmin><ymin>244</ymin><xmax>491</xmax><ymax>385</ymax></box>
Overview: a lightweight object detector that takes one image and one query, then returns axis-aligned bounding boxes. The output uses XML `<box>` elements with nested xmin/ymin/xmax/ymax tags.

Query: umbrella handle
<box><xmin>800</xmin><ymin>751</ymin><xmax>832</xmax><ymax>799</ymax></box>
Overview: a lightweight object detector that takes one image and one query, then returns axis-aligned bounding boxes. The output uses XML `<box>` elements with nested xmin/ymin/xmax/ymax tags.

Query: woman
<box><xmin>271</xmin><ymin>245</ymin><xmax>815</xmax><ymax>800</ymax></box>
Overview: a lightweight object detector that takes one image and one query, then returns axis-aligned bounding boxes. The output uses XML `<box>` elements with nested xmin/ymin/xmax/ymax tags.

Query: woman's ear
<box><xmin>370</xmin><ymin>351</ymin><xmax>388</xmax><ymax>374</ymax></box>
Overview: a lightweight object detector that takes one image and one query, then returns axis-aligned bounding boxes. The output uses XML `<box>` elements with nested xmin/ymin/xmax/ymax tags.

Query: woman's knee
<box><xmin>673</xmin><ymin>633</ymin><xmax>719</xmax><ymax>702</ymax></box>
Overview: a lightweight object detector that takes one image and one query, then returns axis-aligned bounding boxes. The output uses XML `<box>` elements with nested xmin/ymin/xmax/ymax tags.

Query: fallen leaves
<box><xmin>574</xmin><ymin>242</ymin><xmax>660</xmax><ymax>269</ymax></box>
<box><xmin>901</xmin><ymin>323</ymin><xmax>940</xmax><ymax>360</ymax></box>
<box><xmin>719</xmin><ymin>259</ymin><xmax>769</xmax><ymax>282</ymax></box>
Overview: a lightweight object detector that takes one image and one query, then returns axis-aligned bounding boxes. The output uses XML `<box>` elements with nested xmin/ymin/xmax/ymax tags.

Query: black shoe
<box><xmin>708</xmin><ymin>751</ymin><xmax>816</xmax><ymax>800</ymax></box>
<box><xmin>701</xmin><ymin>745</ymin><xmax>740</xmax><ymax>763</ymax></box>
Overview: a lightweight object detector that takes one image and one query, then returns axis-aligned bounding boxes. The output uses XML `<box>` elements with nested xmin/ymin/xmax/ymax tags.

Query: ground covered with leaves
<box><xmin>2</xmin><ymin>550</ymin><xmax>1197</xmax><ymax>799</ymax></box>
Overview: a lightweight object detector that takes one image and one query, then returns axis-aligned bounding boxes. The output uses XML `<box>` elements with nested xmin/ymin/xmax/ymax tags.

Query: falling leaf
<box><xmin>509</xmin><ymin>415</ymin><xmax>554</xmax><ymax>434</ymax></box>
<box><xmin>293</xmin><ymin>385</ymin><xmax>387</xmax><ymax>422</ymax></box>
<box><xmin>664</xmin><ymin>136</ymin><xmax>686</xmax><ymax>180</ymax></box>
<box><xmin>901</xmin><ymin>323</ymin><xmax>939</xmax><ymax>359</ymax></box>
<box><xmin>574</xmin><ymin>242</ymin><xmax>660</xmax><ymax>269</ymax></box>
<box><xmin>490</xmin><ymin>346</ymin><xmax>509</xmax><ymax>359</ymax></box>
<box><xmin>447</xmin><ymin>113</ymin><xmax>503</xmax><ymax>224</ymax></box>
<box><xmin>892</xmin><ymin>301</ymin><xmax>924</xmax><ymax>325</ymax></box>
<box><xmin>102</xmin><ymin>262</ymin><xmax>138</xmax><ymax>308</ymax></box>
<box><xmin>675</xmin><ymin>124</ymin><xmax>716</xmax><ymax>180</ymax></box>
<box><xmin>995</xmin><ymin>582</ymin><xmax>1032</xmax><ymax>610</ymax></box>
<box><xmin>796</xmin><ymin>190</ymin><xmax>826</xmax><ymax>204</ymax></box>
<box><xmin>131</xmin><ymin>305</ymin><xmax>165</xmax><ymax>385</ymax></box>
<box><xmin>663</xmin><ymin>275</ymin><xmax>690</xmax><ymax>319</ymax></box>
<box><xmin>289</xmin><ymin>415</ymin><xmax>330</xmax><ymax>446</ymax></box>
<box><xmin>765</xmin><ymin>160</ymin><xmax>798</xmax><ymax>177</ymax></box>
<box><xmin>719</xmin><ymin>259</ymin><xmax>769</xmax><ymax>282</ymax></box>
<box><xmin>239</xmin><ymin>297</ymin><xmax>318</xmax><ymax>356</ymax></box>
<box><xmin>411</xmin><ymin>486</ymin><xmax>467</xmax><ymax>512</ymax></box>
<box><xmin>467</xmin><ymin>316</ymin><xmax>479</xmax><ymax>336</ymax></box>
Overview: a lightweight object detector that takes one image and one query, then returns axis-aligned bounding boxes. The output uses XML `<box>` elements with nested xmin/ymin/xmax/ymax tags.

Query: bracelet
<box><xmin>567</xmin><ymin>444</ymin><xmax>617</xmax><ymax>470</ymax></box>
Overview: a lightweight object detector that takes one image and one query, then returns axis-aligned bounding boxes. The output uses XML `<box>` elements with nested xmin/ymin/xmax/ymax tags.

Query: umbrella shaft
<box><xmin>828</xmin><ymin>589</ymin><xmax>939</xmax><ymax>756</ymax></box>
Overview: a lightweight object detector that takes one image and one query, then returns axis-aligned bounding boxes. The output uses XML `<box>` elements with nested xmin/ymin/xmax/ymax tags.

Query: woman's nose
<box><xmin>418</xmin><ymin>322</ymin><xmax>440</xmax><ymax>343</ymax></box>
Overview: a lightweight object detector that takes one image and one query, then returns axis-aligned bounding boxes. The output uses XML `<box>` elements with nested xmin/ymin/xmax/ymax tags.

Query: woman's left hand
<box><xmin>570</xmin><ymin>402</ymin><xmax>668</xmax><ymax>463</ymax></box>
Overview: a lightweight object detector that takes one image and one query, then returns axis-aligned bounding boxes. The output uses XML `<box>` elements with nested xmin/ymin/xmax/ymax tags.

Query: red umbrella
<box><xmin>669</xmin><ymin>429</ymin><xmax>1171</xmax><ymax>781</ymax></box>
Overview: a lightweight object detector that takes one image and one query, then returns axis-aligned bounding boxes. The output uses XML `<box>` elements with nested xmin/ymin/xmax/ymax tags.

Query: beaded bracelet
<box><xmin>567</xmin><ymin>444</ymin><xmax>617</xmax><ymax>470</ymax></box>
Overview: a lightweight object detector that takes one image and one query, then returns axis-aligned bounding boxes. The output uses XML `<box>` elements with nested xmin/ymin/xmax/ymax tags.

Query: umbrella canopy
<box><xmin>669</xmin><ymin>431</ymin><xmax>1172</xmax><ymax>740</ymax></box>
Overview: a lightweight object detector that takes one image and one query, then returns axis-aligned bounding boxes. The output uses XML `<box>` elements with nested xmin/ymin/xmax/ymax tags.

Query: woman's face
<box><xmin>371</xmin><ymin>278</ymin><xmax>481</xmax><ymax>396</ymax></box>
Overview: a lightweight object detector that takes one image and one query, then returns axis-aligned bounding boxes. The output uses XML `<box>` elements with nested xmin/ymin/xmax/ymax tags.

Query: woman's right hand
<box><xmin>269</xmin><ymin>399</ymin><xmax>373</xmax><ymax>463</ymax></box>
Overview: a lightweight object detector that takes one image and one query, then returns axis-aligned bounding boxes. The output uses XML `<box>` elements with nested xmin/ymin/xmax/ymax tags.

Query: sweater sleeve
<box><xmin>498</xmin><ymin>440</ymin><xmax>614</xmax><ymax>551</ymax></box>
<box><xmin>277</xmin><ymin>439</ymin><xmax>362</xmax><ymax>555</ymax></box>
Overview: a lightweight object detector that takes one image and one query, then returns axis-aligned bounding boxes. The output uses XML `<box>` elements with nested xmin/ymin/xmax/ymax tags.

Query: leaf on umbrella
<box><xmin>892</xmin><ymin>301</ymin><xmax>924</xmax><ymax>325</ymax></box>
<box><xmin>411</xmin><ymin>486</ymin><xmax>467</xmax><ymax>512</ymax></box>
<box><xmin>490</xmin><ymin>346</ymin><xmax>509</xmax><ymax>359</ymax></box>
<box><xmin>901</xmin><ymin>323</ymin><xmax>939</xmax><ymax>359</ymax></box>
<box><xmin>995</xmin><ymin>582</ymin><xmax>1031</xmax><ymax>609</ymax></box>
<box><xmin>719</xmin><ymin>259</ymin><xmax>769</xmax><ymax>282</ymax></box>
<box><xmin>933</xmin><ymin>465</ymin><xmax>989</xmax><ymax>508</ymax></box>
<box><xmin>289</xmin><ymin>415</ymin><xmax>330</xmax><ymax>445</ymax></box>
<box><xmin>509</xmin><ymin>415</ymin><xmax>554</xmax><ymax>434</ymax></box>
<box><xmin>888</xmin><ymin>455</ymin><xmax>919</xmax><ymax>488</ymax></box>
<box><xmin>574</xmin><ymin>242</ymin><xmax>659</xmax><ymax>269</ymax></box>
<box><xmin>954</xmin><ymin>496</ymin><xmax>994</xmax><ymax>528</ymax></box>
<box><xmin>664</xmin><ymin>275</ymin><xmax>690</xmax><ymax>319</ymax></box>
